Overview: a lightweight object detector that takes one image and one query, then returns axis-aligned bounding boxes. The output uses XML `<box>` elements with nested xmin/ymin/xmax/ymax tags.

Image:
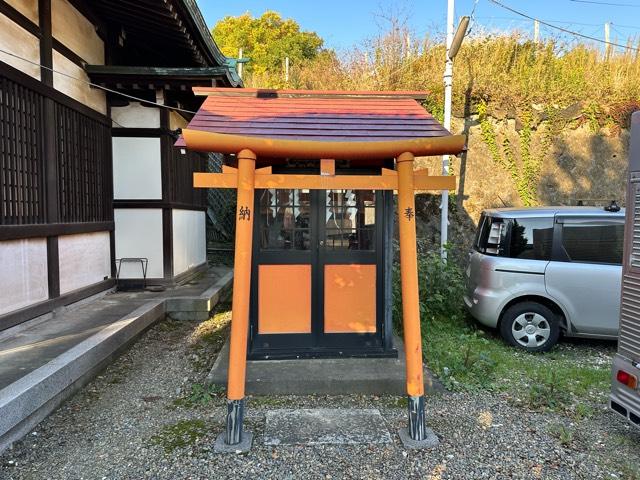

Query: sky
<box><xmin>198</xmin><ymin>0</ymin><xmax>640</xmax><ymax>52</ymax></box>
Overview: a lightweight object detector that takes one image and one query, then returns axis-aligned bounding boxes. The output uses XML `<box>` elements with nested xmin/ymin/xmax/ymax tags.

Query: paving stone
<box><xmin>263</xmin><ymin>408</ymin><xmax>392</xmax><ymax>446</ymax></box>
<box><xmin>214</xmin><ymin>432</ymin><xmax>253</xmax><ymax>454</ymax></box>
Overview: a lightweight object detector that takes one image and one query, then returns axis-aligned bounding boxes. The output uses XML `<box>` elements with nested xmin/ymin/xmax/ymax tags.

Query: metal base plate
<box><xmin>398</xmin><ymin>427</ymin><xmax>439</xmax><ymax>449</ymax></box>
<box><xmin>214</xmin><ymin>431</ymin><xmax>254</xmax><ymax>453</ymax></box>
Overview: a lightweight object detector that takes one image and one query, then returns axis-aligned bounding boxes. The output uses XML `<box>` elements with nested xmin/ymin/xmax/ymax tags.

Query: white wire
<box><xmin>488</xmin><ymin>0</ymin><xmax>640</xmax><ymax>52</ymax></box>
<box><xmin>0</xmin><ymin>47</ymin><xmax>198</xmax><ymax>115</ymax></box>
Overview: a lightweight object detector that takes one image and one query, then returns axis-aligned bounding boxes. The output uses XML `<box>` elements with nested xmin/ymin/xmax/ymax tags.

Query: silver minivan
<box><xmin>465</xmin><ymin>206</ymin><xmax>624</xmax><ymax>351</ymax></box>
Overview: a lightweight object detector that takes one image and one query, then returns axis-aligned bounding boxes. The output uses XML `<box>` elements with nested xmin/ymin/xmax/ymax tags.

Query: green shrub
<box><xmin>393</xmin><ymin>244</ymin><xmax>499</xmax><ymax>390</ymax></box>
<box><xmin>393</xmin><ymin>242</ymin><xmax>466</xmax><ymax>326</ymax></box>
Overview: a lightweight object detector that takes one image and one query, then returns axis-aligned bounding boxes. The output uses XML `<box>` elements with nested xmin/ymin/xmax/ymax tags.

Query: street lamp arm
<box><xmin>448</xmin><ymin>16</ymin><xmax>471</xmax><ymax>60</ymax></box>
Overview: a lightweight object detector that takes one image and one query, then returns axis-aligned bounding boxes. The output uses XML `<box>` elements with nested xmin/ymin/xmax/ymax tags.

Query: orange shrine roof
<box><xmin>175</xmin><ymin>88</ymin><xmax>465</xmax><ymax>160</ymax></box>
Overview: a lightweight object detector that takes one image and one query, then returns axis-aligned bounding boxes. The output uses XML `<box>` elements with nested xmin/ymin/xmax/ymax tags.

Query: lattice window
<box><xmin>0</xmin><ymin>75</ymin><xmax>46</xmax><ymax>225</ymax></box>
<box><xmin>56</xmin><ymin>103</ymin><xmax>111</xmax><ymax>223</ymax></box>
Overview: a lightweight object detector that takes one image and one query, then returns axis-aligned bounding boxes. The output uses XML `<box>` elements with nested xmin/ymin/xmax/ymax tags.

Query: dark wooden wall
<box><xmin>0</xmin><ymin>62</ymin><xmax>114</xmax><ymax>331</ymax></box>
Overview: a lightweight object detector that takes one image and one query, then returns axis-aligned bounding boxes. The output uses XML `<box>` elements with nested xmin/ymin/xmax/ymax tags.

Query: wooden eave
<box><xmin>87</xmin><ymin>0</ymin><xmax>241</xmax><ymax>85</ymax></box>
<box><xmin>86</xmin><ymin>65</ymin><xmax>236</xmax><ymax>90</ymax></box>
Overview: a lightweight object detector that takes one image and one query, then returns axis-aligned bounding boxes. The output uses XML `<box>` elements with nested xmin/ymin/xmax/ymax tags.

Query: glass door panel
<box><xmin>324</xmin><ymin>190</ymin><xmax>376</xmax><ymax>251</ymax></box>
<box><xmin>259</xmin><ymin>189</ymin><xmax>311</xmax><ymax>250</ymax></box>
<box><xmin>321</xmin><ymin>189</ymin><xmax>379</xmax><ymax>337</ymax></box>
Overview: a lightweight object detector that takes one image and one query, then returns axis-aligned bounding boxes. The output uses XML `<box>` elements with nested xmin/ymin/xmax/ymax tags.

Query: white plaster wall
<box><xmin>0</xmin><ymin>239</ymin><xmax>48</xmax><ymax>316</ymax></box>
<box><xmin>52</xmin><ymin>51</ymin><xmax>106</xmax><ymax>114</ymax></box>
<box><xmin>111</xmin><ymin>103</ymin><xmax>161</xmax><ymax>129</ymax></box>
<box><xmin>52</xmin><ymin>0</ymin><xmax>104</xmax><ymax>64</ymax></box>
<box><xmin>6</xmin><ymin>0</ymin><xmax>38</xmax><ymax>24</ymax></box>
<box><xmin>58</xmin><ymin>231</ymin><xmax>111</xmax><ymax>295</ymax></box>
<box><xmin>114</xmin><ymin>209</ymin><xmax>164</xmax><ymax>279</ymax></box>
<box><xmin>112</xmin><ymin>137</ymin><xmax>162</xmax><ymax>200</ymax></box>
<box><xmin>172</xmin><ymin>209</ymin><xmax>206</xmax><ymax>276</ymax></box>
<box><xmin>0</xmin><ymin>13</ymin><xmax>40</xmax><ymax>79</ymax></box>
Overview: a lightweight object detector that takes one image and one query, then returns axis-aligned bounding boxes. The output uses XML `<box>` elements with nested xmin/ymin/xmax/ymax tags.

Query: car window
<box><xmin>474</xmin><ymin>215</ymin><xmax>507</xmax><ymax>256</ymax></box>
<box><xmin>508</xmin><ymin>217</ymin><xmax>554</xmax><ymax>260</ymax></box>
<box><xmin>561</xmin><ymin>222</ymin><xmax>624</xmax><ymax>265</ymax></box>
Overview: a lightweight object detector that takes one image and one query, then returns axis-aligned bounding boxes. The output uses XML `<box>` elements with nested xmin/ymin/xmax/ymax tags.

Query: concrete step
<box><xmin>207</xmin><ymin>335</ymin><xmax>443</xmax><ymax>396</ymax></box>
<box><xmin>0</xmin><ymin>267</ymin><xmax>233</xmax><ymax>455</ymax></box>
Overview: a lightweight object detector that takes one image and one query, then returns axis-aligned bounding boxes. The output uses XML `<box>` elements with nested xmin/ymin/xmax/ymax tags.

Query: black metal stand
<box><xmin>115</xmin><ymin>257</ymin><xmax>148</xmax><ymax>291</ymax></box>
<box><xmin>214</xmin><ymin>398</ymin><xmax>253</xmax><ymax>453</ymax></box>
<box><xmin>408</xmin><ymin>395</ymin><xmax>426</xmax><ymax>440</ymax></box>
<box><xmin>225</xmin><ymin>398</ymin><xmax>245</xmax><ymax>444</ymax></box>
<box><xmin>398</xmin><ymin>395</ymin><xmax>439</xmax><ymax>449</ymax></box>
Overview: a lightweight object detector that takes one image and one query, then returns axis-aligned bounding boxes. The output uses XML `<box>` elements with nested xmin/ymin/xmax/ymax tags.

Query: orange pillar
<box><xmin>222</xmin><ymin>149</ymin><xmax>256</xmax><ymax>448</ymax></box>
<box><xmin>396</xmin><ymin>151</ymin><xmax>430</xmax><ymax>443</ymax></box>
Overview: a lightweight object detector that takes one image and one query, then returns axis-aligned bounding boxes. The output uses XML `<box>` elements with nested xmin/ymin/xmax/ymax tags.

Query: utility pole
<box><xmin>238</xmin><ymin>47</ymin><xmax>244</xmax><ymax>79</ymax></box>
<box><xmin>285</xmin><ymin>56</ymin><xmax>290</xmax><ymax>82</ymax></box>
<box><xmin>534</xmin><ymin>19</ymin><xmax>540</xmax><ymax>44</ymax></box>
<box><xmin>604</xmin><ymin>22</ymin><xmax>611</xmax><ymax>58</ymax></box>
<box><xmin>440</xmin><ymin>0</ymin><xmax>455</xmax><ymax>260</ymax></box>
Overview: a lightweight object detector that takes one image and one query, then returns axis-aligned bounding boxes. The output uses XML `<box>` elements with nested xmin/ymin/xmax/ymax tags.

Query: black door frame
<box><xmin>247</xmin><ymin>171</ymin><xmax>396</xmax><ymax>359</ymax></box>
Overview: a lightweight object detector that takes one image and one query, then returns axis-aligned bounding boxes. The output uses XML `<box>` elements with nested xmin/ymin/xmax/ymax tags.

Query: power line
<box><xmin>610</xmin><ymin>24</ymin><xmax>637</xmax><ymax>41</ymax></box>
<box><xmin>0</xmin><ymin>47</ymin><xmax>198</xmax><ymax>116</ymax></box>
<box><xmin>487</xmin><ymin>0</ymin><xmax>640</xmax><ymax>52</ymax></box>
<box><xmin>475</xmin><ymin>15</ymin><xmax>602</xmax><ymax>27</ymax></box>
<box><xmin>569</xmin><ymin>0</ymin><xmax>640</xmax><ymax>6</ymax></box>
<box><xmin>612</xmin><ymin>22</ymin><xmax>640</xmax><ymax>29</ymax></box>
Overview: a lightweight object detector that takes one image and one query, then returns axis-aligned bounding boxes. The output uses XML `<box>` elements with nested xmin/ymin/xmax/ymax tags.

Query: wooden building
<box><xmin>177</xmin><ymin>87</ymin><xmax>466</xmax><ymax>450</ymax></box>
<box><xmin>0</xmin><ymin>0</ymin><xmax>240</xmax><ymax>330</ymax></box>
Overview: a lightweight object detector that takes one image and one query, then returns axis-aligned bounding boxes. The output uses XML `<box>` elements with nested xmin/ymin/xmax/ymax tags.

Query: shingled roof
<box><xmin>176</xmin><ymin>88</ymin><xmax>466</xmax><ymax>160</ymax></box>
<box><xmin>181</xmin><ymin>87</ymin><xmax>451</xmax><ymax>142</ymax></box>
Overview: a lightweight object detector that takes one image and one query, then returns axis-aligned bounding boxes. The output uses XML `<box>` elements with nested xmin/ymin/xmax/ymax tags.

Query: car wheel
<box><xmin>499</xmin><ymin>302</ymin><xmax>560</xmax><ymax>352</ymax></box>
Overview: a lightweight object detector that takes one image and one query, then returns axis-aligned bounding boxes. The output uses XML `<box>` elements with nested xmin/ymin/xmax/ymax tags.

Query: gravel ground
<box><xmin>1</xmin><ymin>314</ymin><xmax>639</xmax><ymax>480</ymax></box>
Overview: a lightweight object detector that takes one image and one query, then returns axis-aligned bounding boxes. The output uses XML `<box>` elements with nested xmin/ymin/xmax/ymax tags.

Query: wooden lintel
<box><xmin>194</xmin><ymin>172</ymin><xmax>238</xmax><ymax>188</ymax></box>
<box><xmin>223</xmin><ymin>165</ymin><xmax>270</xmax><ymax>175</ymax></box>
<box><xmin>320</xmin><ymin>159</ymin><xmax>335</xmax><ymax>177</ymax></box>
<box><xmin>381</xmin><ymin>167</ymin><xmax>428</xmax><ymax>176</ymax></box>
<box><xmin>413</xmin><ymin>175</ymin><xmax>455</xmax><ymax>191</ymax></box>
<box><xmin>194</xmin><ymin>172</ymin><xmax>456</xmax><ymax>191</ymax></box>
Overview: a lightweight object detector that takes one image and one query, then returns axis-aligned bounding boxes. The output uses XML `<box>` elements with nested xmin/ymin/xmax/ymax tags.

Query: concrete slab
<box><xmin>264</xmin><ymin>408</ymin><xmax>391</xmax><ymax>446</ymax></box>
<box><xmin>398</xmin><ymin>427</ymin><xmax>440</xmax><ymax>449</ymax></box>
<box><xmin>207</xmin><ymin>335</ymin><xmax>442</xmax><ymax>396</ymax></box>
<box><xmin>0</xmin><ymin>267</ymin><xmax>232</xmax><ymax>390</ymax></box>
<box><xmin>0</xmin><ymin>265</ymin><xmax>233</xmax><ymax>455</ymax></box>
<box><xmin>214</xmin><ymin>432</ymin><xmax>253</xmax><ymax>454</ymax></box>
<box><xmin>0</xmin><ymin>300</ymin><xmax>165</xmax><ymax>454</ymax></box>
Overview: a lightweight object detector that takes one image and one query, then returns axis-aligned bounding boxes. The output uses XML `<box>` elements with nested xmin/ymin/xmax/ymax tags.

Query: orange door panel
<box><xmin>324</xmin><ymin>264</ymin><xmax>376</xmax><ymax>333</ymax></box>
<box><xmin>258</xmin><ymin>264</ymin><xmax>312</xmax><ymax>334</ymax></box>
